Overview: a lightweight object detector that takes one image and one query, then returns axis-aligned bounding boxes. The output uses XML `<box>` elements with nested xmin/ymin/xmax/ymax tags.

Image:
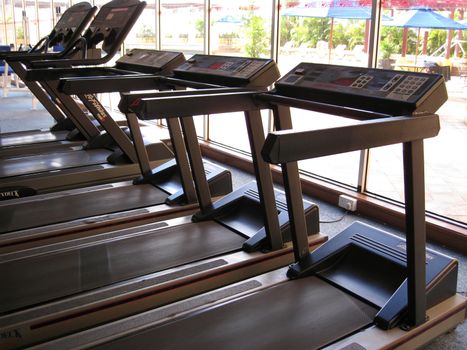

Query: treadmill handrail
<box><xmin>24</xmin><ymin>67</ymin><xmax>144</xmax><ymax>83</ymax></box>
<box><xmin>158</xmin><ymin>76</ymin><xmax>225</xmax><ymax>89</ymax></box>
<box><xmin>262</xmin><ymin>114</ymin><xmax>440</xmax><ymax>164</ymax></box>
<box><xmin>257</xmin><ymin>92</ymin><xmax>391</xmax><ymax>120</ymax></box>
<box><xmin>2</xmin><ymin>50</ymin><xmax>66</xmax><ymax>62</ymax></box>
<box><xmin>59</xmin><ymin>74</ymin><xmax>164</xmax><ymax>94</ymax></box>
<box><xmin>119</xmin><ymin>88</ymin><xmax>249</xmax><ymax>113</ymax></box>
<box><xmin>133</xmin><ymin>91</ymin><xmax>266</xmax><ymax>119</ymax></box>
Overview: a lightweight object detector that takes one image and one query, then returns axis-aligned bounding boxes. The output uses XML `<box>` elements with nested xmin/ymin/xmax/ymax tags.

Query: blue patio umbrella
<box><xmin>281</xmin><ymin>1</ymin><xmax>380</xmax><ymax>61</ymax></box>
<box><xmin>214</xmin><ymin>15</ymin><xmax>243</xmax><ymax>35</ymax></box>
<box><xmin>382</xmin><ymin>7</ymin><xmax>466</xmax><ymax>60</ymax></box>
<box><xmin>216</xmin><ymin>15</ymin><xmax>242</xmax><ymax>24</ymax></box>
<box><xmin>282</xmin><ymin>1</ymin><xmax>375</xmax><ymax>20</ymax></box>
<box><xmin>382</xmin><ymin>7</ymin><xmax>467</xmax><ymax>30</ymax></box>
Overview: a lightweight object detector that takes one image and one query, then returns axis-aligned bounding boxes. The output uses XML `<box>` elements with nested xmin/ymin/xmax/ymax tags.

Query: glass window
<box><xmin>210</xmin><ymin>0</ymin><xmax>272</xmax><ymax>58</ymax></box>
<box><xmin>291</xmin><ymin>109</ymin><xmax>361</xmax><ymax>188</ymax></box>
<box><xmin>208</xmin><ymin>110</ymin><xmax>270</xmax><ymax>154</ymax></box>
<box><xmin>278</xmin><ymin>0</ymin><xmax>370</xmax><ymax>70</ymax></box>
<box><xmin>4</xmin><ymin>0</ymin><xmax>15</xmax><ymax>46</ymax></box>
<box><xmin>12</xmin><ymin>0</ymin><xmax>25</xmax><ymax>48</ymax></box>
<box><xmin>37</xmin><ymin>1</ymin><xmax>53</xmax><ymax>42</ymax></box>
<box><xmin>160</xmin><ymin>0</ymin><xmax>204</xmax><ymax>55</ymax></box>
<box><xmin>0</xmin><ymin>1</ymin><xmax>5</xmax><ymax>43</ymax></box>
<box><xmin>25</xmin><ymin>0</ymin><xmax>39</xmax><ymax>45</ymax></box>
<box><xmin>124</xmin><ymin>1</ymin><xmax>157</xmax><ymax>51</ymax></box>
<box><xmin>277</xmin><ymin>0</ymin><xmax>373</xmax><ymax>187</ymax></box>
<box><xmin>52</xmin><ymin>1</ymin><xmax>70</xmax><ymax>27</ymax></box>
<box><xmin>368</xmin><ymin>2</ymin><xmax>467</xmax><ymax>224</ymax></box>
<box><xmin>208</xmin><ymin>1</ymin><xmax>273</xmax><ymax>154</ymax></box>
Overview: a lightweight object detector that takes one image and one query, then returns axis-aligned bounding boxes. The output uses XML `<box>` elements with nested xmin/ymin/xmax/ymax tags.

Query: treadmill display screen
<box><xmin>117</xmin><ymin>49</ymin><xmax>184</xmax><ymax>70</ymax></box>
<box><xmin>275</xmin><ymin>62</ymin><xmax>447</xmax><ymax>115</ymax></box>
<box><xmin>279</xmin><ymin>63</ymin><xmax>437</xmax><ymax>102</ymax></box>
<box><xmin>177</xmin><ymin>57</ymin><xmax>265</xmax><ymax>79</ymax></box>
<box><xmin>58</xmin><ymin>12</ymin><xmax>89</xmax><ymax>28</ymax></box>
<box><xmin>55</xmin><ymin>3</ymin><xmax>93</xmax><ymax>28</ymax></box>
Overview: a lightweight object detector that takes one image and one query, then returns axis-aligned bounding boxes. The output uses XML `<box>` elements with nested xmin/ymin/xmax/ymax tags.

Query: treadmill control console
<box><xmin>173</xmin><ymin>54</ymin><xmax>280</xmax><ymax>88</ymax></box>
<box><xmin>82</xmin><ymin>0</ymin><xmax>146</xmax><ymax>54</ymax></box>
<box><xmin>55</xmin><ymin>2</ymin><xmax>94</xmax><ymax>29</ymax></box>
<box><xmin>116</xmin><ymin>49</ymin><xmax>186</xmax><ymax>74</ymax></box>
<box><xmin>275</xmin><ymin>63</ymin><xmax>447</xmax><ymax>116</ymax></box>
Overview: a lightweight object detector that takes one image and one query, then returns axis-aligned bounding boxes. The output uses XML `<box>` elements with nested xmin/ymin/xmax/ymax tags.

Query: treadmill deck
<box><xmin>91</xmin><ymin>276</ymin><xmax>377</xmax><ymax>350</ymax></box>
<box><xmin>0</xmin><ymin>183</ymin><xmax>168</xmax><ymax>233</ymax></box>
<box><xmin>0</xmin><ymin>221</ymin><xmax>245</xmax><ymax>314</ymax></box>
<box><xmin>0</xmin><ymin>148</ymin><xmax>112</xmax><ymax>178</ymax></box>
<box><xmin>0</xmin><ymin>130</ymin><xmax>69</xmax><ymax>148</ymax></box>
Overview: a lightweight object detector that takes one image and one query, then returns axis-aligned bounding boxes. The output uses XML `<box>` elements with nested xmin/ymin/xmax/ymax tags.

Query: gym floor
<box><xmin>1</xmin><ymin>90</ymin><xmax>465</xmax><ymax>349</ymax></box>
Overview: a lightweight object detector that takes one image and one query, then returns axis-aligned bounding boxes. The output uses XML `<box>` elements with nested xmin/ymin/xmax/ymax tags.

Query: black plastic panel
<box><xmin>173</xmin><ymin>54</ymin><xmax>280</xmax><ymax>88</ymax></box>
<box><xmin>275</xmin><ymin>62</ymin><xmax>447</xmax><ymax>115</ymax></box>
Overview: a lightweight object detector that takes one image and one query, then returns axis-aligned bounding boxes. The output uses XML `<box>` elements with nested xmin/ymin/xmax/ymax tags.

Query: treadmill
<box><xmin>0</xmin><ymin>0</ymin><xmax>144</xmax><ymax>160</ymax></box>
<box><xmin>0</xmin><ymin>0</ymin><xmax>174</xmax><ymax>198</ymax></box>
<box><xmin>32</xmin><ymin>64</ymin><xmax>466</xmax><ymax>350</ymax></box>
<box><xmin>0</xmin><ymin>1</ymin><xmax>97</xmax><ymax>149</ymax></box>
<box><xmin>0</xmin><ymin>49</ymin><xmax>231</xmax><ymax>239</ymax></box>
<box><xmin>0</xmin><ymin>56</ymin><xmax>325</xmax><ymax>350</ymax></box>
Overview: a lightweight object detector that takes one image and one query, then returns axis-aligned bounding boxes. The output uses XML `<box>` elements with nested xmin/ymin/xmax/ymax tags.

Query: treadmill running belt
<box><xmin>0</xmin><ymin>130</ymin><xmax>69</xmax><ymax>148</ymax></box>
<box><xmin>92</xmin><ymin>277</ymin><xmax>377</xmax><ymax>350</ymax></box>
<box><xmin>0</xmin><ymin>149</ymin><xmax>112</xmax><ymax>178</ymax></box>
<box><xmin>0</xmin><ymin>221</ymin><xmax>245</xmax><ymax>314</ymax></box>
<box><xmin>0</xmin><ymin>184</ymin><xmax>168</xmax><ymax>233</ymax></box>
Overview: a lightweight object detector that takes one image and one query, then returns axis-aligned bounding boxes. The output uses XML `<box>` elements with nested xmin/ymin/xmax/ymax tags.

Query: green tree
<box><xmin>427</xmin><ymin>29</ymin><xmax>446</xmax><ymax>55</ymax></box>
<box><xmin>345</xmin><ymin>21</ymin><xmax>366</xmax><ymax>50</ymax></box>
<box><xmin>244</xmin><ymin>14</ymin><xmax>269</xmax><ymax>58</ymax></box>
<box><xmin>290</xmin><ymin>17</ymin><xmax>331</xmax><ymax>48</ymax></box>
<box><xmin>379</xmin><ymin>26</ymin><xmax>403</xmax><ymax>59</ymax></box>
<box><xmin>195</xmin><ymin>19</ymin><xmax>204</xmax><ymax>39</ymax></box>
<box><xmin>280</xmin><ymin>16</ymin><xmax>298</xmax><ymax>46</ymax></box>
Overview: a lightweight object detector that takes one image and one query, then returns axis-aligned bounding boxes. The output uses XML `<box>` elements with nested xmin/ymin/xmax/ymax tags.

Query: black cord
<box><xmin>319</xmin><ymin>210</ymin><xmax>348</xmax><ymax>224</ymax></box>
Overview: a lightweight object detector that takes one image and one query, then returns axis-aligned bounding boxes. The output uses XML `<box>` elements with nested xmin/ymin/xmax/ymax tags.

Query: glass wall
<box><xmin>13</xmin><ymin>0</ymin><xmax>25</xmax><ymax>48</ymax></box>
<box><xmin>3</xmin><ymin>0</ymin><xmax>15</xmax><ymax>46</ymax></box>
<box><xmin>277</xmin><ymin>0</ymin><xmax>374</xmax><ymax>187</ymax></box>
<box><xmin>24</xmin><ymin>0</ymin><xmax>39</xmax><ymax>45</ymax></box>
<box><xmin>208</xmin><ymin>0</ymin><xmax>273</xmax><ymax>152</ymax></box>
<box><xmin>0</xmin><ymin>1</ymin><xmax>5</xmax><ymax>43</ymax></box>
<box><xmin>125</xmin><ymin>0</ymin><xmax>157</xmax><ymax>51</ymax></box>
<box><xmin>37</xmin><ymin>1</ymin><xmax>53</xmax><ymax>41</ymax></box>
<box><xmin>160</xmin><ymin>0</ymin><xmax>204</xmax><ymax>55</ymax></box>
<box><xmin>0</xmin><ymin>0</ymin><xmax>465</xmax><ymax>225</ymax></box>
<box><xmin>368</xmin><ymin>0</ymin><xmax>467</xmax><ymax>224</ymax></box>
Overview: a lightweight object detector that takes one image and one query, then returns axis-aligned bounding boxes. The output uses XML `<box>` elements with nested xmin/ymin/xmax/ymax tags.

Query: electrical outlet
<box><xmin>338</xmin><ymin>195</ymin><xmax>357</xmax><ymax>212</ymax></box>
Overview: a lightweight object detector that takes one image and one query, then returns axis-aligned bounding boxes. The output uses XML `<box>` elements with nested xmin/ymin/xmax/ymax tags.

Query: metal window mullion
<box><xmin>1</xmin><ymin>0</ymin><xmax>7</xmax><ymax>42</ymax></box>
<box><xmin>270</xmin><ymin>0</ymin><xmax>279</xmax><ymax>61</ymax></box>
<box><xmin>368</xmin><ymin>0</ymin><xmax>383</xmax><ymax>68</ymax></box>
<box><xmin>34</xmin><ymin>0</ymin><xmax>39</xmax><ymax>42</ymax></box>
<box><xmin>204</xmin><ymin>0</ymin><xmax>209</xmax><ymax>54</ymax></box>
<box><xmin>203</xmin><ymin>0</ymin><xmax>210</xmax><ymax>141</ymax></box>
<box><xmin>156</xmin><ymin>0</ymin><xmax>161</xmax><ymax>50</ymax></box>
<box><xmin>357</xmin><ymin>149</ymin><xmax>370</xmax><ymax>193</ymax></box>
